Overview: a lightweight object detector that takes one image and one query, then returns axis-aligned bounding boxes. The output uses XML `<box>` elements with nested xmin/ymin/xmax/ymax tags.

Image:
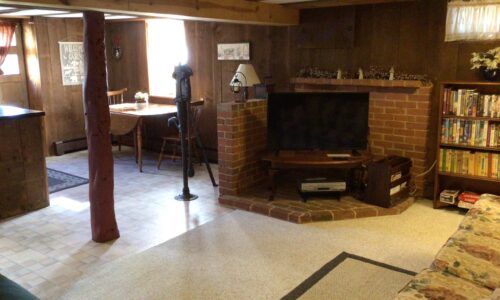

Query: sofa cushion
<box><xmin>395</xmin><ymin>268</ymin><xmax>492</xmax><ymax>299</ymax></box>
<box><xmin>468</xmin><ymin>194</ymin><xmax>500</xmax><ymax>217</ymax></box>
<box><xmin>459</xmin><ymin>214</ymin><xmax>500</xmax><ymax>241</ymax></box>
<box><xmin>432</xmin><ymin>229</ymin><xmax>500</xmax><ymax>289</ymax></box>
<box><xmin>459</xmin><ymin>194</ymin><xmax>500</xmax><ymax>241</ymax></box>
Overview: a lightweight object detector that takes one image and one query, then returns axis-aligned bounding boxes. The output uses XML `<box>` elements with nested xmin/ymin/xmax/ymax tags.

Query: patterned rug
<box><xmin>282</xmin><ymin>252</ymin><xmax>416</xmax><ymax>300</ymax></box>
<box><xmin>47</xmin><ymin>168</ymin><xmax>89</xmax><ymax>194</ymax></box>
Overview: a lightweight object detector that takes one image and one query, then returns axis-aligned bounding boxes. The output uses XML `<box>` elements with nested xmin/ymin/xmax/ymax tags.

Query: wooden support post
<box><xmin>83</xmin><ymin>11</ymin><xmax>120</xmax><ymax>243</ymax></box>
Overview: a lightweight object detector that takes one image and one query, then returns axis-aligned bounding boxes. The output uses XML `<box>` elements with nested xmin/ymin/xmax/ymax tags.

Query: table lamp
<box><xmin>230</xmin><ymin>64</ymin><xmax>261</xmax><ymax>102</ymax></box>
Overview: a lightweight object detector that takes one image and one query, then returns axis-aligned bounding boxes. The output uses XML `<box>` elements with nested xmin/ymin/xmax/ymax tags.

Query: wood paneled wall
<box><xmin>105</xmin><ymin>21</ymin><xmax>148</xmax><ymax>101</ymax></box>
<box><xmin>72</xmin><ymin>0</ymin><xmax>500</xmax><ymax>161</ymax></box>
<box><xmin>287</xmin><ymin>1</ymin><xmax>498</xmax><ymax>83</ymax></box>
<box><xmin>105</xmin><ymin>20</ymin><xmax>287</xmax><ymax>155</ymax></box>
<box><xmin>24</xmin><ymin>18</ymin><xmax>86</xmax><ymax>155</ymax></box>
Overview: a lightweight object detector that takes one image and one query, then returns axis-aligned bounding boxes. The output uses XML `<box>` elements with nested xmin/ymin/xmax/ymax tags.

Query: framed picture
<box><xmin>217</xmin><ymin>43</ymin><xmax>250</xmax><ymax>61</ymax></box>
<box><xmin>59</xmin><ymin>42</ymin><xmax>85</xmax><ymax>86</ymax></box>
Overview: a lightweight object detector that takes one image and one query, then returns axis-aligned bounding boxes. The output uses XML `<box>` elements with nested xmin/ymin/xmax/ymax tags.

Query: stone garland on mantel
<box><xmin>296</xmin><ymin>66</ymin><xmax>431</xmax><ymax>85</ymax></box>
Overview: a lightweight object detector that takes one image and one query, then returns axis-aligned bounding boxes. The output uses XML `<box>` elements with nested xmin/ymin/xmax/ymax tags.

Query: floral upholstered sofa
<box><xmin>396</xmin><ymin>194</ymin><xmax>500</xmax><ymax>299</ymax></box>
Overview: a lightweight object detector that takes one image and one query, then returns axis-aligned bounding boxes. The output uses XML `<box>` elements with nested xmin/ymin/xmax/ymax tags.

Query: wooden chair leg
<box><xmin>133</xmin><ymin>131</ymin><xmax>138</xmax><ymax>163</ymax></box>
<box><xmin>157</xmin><ymin>138</ymin><xmax>167</xmax><ymax>169</ymax></box>
<box><xmin>118</xmin><ymin>136</ymin><xmax>122</xmax><ymax>152</ymax></box>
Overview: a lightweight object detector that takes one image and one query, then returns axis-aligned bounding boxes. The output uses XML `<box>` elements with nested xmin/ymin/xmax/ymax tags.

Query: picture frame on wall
<box><xmin>217</xmin><ymin>43</ymin><xmax>250</xmax><ymax>61</ymax></box>
<box><xmin>59</xmin><ymin>41</ymin><xmax>85</xmax><ymax>86</ymax></box>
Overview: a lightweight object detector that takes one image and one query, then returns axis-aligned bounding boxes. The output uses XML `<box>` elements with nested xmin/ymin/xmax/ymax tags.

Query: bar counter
<box><xmin>0</xmin><ymin>105</ymin><xmax>49</xmax><ymax>219</ymax></box>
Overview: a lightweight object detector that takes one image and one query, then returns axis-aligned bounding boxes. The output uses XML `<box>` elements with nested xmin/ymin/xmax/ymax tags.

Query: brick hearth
<box><xmin>217</xmin><ymin>79</ymin><xmax>434</xmax><ymax>205</ymax></box>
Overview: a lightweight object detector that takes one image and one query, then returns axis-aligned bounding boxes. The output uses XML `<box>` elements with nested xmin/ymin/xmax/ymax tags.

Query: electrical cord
<box><xmin>409</xmin><ymin>159</ymin><xmax>437</xmax><ymax>196</ymax></box>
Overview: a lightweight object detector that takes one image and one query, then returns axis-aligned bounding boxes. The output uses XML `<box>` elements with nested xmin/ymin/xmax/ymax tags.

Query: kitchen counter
<box><xmin>0</xmin><ymin>105</ymin><xmax>49</xmax><ymax>219</ymax></box>
<box><xmin>0</xmin><ymin>105</ymin><xmax>45</xmax><ymax>120</ymax></box>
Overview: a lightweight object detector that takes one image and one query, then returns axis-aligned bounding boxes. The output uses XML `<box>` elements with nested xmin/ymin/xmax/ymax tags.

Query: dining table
<box><xmin>109</xmin><ymin>102</ymin><xmax>177</xmax><ymax>172</ymax></box>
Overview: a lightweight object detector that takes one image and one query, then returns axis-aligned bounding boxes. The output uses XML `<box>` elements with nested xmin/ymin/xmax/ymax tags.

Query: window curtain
<box><xmin>446</xmin><ymin>0</ymin><xmax>500</xmax><ymax>41</ymax></box>
<box><xmin>0</xmin><ymin>22</ymin><xmax>16</xmax><ymax>75</ymax></box>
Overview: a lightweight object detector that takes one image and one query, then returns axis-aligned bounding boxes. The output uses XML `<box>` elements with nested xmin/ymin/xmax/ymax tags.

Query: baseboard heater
<box><xmin>54</xmin><ymin>137</ymin><xmax>87</xmax><ymax>156</ymax></box>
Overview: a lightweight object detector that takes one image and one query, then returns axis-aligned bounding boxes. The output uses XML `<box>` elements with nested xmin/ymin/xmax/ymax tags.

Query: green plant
<box><xmin>471</xmin><ymin>47</ymin><xmax>500</xmax><ymax>70</ymax></box>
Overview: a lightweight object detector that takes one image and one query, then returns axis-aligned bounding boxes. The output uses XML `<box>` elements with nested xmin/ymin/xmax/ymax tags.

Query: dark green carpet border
<box><xmin>282</xmin><ymin>252</ymin><xmax>417</xmax><ymax>300</ymax></box>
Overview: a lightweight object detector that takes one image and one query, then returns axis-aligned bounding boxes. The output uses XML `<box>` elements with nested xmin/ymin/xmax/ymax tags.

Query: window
<box><xmin>3</xmin><ymin>33</ymin><xmax>20</xmax><ymax>76</ymax></box>
<box><xmin>146</xmin><ymin>19</ymin><xmax>188</xmax><ymax>98</ymax></box>
<box><xmin>1</xmin><ymin>31</ymin><xmax>20</xmax><ymax>76</ymax></box>
<box><xmin>446</xmin><ymin>1</ymin><xmax>500</xmax><ymax>41</ymax></box>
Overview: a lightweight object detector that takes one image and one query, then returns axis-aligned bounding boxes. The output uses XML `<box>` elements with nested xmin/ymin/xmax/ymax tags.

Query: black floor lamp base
<box><xmin>175</xmin><ymin>193</ymin><xmax>199</xmax><ymax>201</ymax></box>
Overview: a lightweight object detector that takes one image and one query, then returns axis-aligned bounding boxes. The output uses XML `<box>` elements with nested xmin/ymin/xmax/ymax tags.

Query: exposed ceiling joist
<box><xmin>0</xmin><ymin>0</ymin><xmax>299</xmax><ymax>25</ymax></box>
<box><xmin>283</xmin><ymin>0</ymin><xmax>416</xmax><ymax>9</ymax></box>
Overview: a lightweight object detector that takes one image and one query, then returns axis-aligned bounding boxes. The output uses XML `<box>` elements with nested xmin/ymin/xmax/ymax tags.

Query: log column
<box><xmin>83</xmin><ymin>11</ymin><xmax>120</xmax><ymax>242</ymax></box>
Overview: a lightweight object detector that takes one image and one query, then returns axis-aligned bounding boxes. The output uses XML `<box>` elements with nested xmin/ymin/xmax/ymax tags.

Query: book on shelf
<box><xmin>441</xmin><ymin>118</ymin><xmax>500</xmax><ymax>147</ymax></box>
<box><xmin>439</xmin><ymin>148</ymin><xmax>500</xmax><ymax>179</ymax></box>
<box><xmin>442</xmin><ymin>88</ymin><xmax>500</xmax><ymax>117</ymax></box>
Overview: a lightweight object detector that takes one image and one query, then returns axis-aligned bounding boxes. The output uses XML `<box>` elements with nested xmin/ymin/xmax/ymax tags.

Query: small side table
<box><xmin>262</xmin><ymin>151</ymin><xmax>372</xmax><ymax>201</ymax></box>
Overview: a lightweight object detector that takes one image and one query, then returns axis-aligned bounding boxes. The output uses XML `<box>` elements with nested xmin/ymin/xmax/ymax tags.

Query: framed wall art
<box><xmin>59</xmin><ymin>41</ymin><xmax>85</xmax><ymax>86</ymax></box>
<box><xmin>217</xmin><ymin>42</ymin><xmax>250</xmax><ymax>61</ymax></box>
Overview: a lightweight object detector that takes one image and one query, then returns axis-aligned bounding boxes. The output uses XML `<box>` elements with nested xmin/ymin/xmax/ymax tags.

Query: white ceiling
<box><xmin>0</xmin><ymin>6</ymin><xmax>137</xmax><ymax>19</ymax></box>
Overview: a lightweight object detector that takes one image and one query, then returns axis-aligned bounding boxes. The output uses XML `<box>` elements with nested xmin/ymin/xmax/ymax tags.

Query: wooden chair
<box><xmin>107</xmin><ymin>88</ymin><xmax>128</xmax><ymax>105</ymax></box>
<box><xmin>107</xmin><ymin>88</ymin><xmax>128</xmax><ymax>150</ymax></box>
<box><xmin>157</xmin><ymin>100</ymin><xmax>204</xmax><ymax>169</ymax></box>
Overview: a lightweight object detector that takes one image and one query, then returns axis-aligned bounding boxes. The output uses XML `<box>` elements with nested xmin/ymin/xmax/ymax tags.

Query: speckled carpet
<box><xmin>55</xmin><ymin>200</ymin><xmax>464</xmax><ymax>300</ymax></box>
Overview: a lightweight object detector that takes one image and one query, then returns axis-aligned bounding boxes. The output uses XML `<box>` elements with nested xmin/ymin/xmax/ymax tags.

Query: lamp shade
<box><xmin>230</xmin><ymin>64</ymin><xmax>261</xmax><ymax>87</ymax></box>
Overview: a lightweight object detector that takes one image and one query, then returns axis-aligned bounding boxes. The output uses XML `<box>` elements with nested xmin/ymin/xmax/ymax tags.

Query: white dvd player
<box><xmin>299</xmin><ymin>178</ymin><xmax>346</xmax><ymax>193</ymax></box>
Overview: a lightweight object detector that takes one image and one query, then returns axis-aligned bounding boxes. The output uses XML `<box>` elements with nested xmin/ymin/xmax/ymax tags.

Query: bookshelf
<box><xmin>434</xmin><ymin>81</ymin><xmax>500</xmax><ymax>208</ymax></box>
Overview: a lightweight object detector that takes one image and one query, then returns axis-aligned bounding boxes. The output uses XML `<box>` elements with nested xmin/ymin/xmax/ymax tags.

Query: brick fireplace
<box><xmin>217</xmin><ymin>79</ymin><xmax>434</xmax><ymax>200</ymax></box>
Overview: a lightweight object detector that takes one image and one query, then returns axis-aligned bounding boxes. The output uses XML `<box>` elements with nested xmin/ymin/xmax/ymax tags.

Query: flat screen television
<box><xmin>267</xmin><ymin>92</ymin><xmax>369</xmax><ymax>151</ymax></box>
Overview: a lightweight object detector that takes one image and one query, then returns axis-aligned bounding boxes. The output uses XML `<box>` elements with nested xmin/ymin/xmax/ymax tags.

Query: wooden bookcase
<box><xmin>434</xmin><ymin>81</ymin><xmax>500</xmax><ymax>208</ymax></box>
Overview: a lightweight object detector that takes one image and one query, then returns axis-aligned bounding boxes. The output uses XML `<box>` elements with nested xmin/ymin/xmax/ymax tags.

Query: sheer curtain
<box><xmin>446</xmin><ymin>0</ymin><xmax>500</xmax><ymax>41</ymax></box>
<box><xmin>0</xmin><ymin>22</ymin><xmax>16</xmax><ymax>75</ymax></box>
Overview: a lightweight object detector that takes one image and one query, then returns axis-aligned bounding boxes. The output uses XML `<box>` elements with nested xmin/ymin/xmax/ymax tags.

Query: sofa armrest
<box><xmin>0</xmin><ymin>274</ymin><xmax>38</xmax><ymax>300</ymax></box>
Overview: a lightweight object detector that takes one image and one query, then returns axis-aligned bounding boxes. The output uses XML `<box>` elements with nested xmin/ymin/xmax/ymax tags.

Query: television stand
<box><xmin>262</xmin><ymin>150</ymin><xmax>372</xmax><ymax>201</ymax></box>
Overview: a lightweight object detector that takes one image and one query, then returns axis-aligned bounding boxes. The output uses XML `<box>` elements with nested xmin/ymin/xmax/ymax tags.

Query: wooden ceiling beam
<box><xmin>0</xmin><ymin>0</ymin><xmax>299</xmax><ymax>25</ymax></box>
<box><xmin>286</xmin><ymin>0</ymin><xmax>416</xmax><ymax>9</ymax></box>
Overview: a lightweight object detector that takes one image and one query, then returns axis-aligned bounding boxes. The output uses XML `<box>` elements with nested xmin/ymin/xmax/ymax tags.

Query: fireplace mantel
<box><xmin>291</xmin><ymin>77</ymin><xmax>428</xmax><ymax>89</ymax></box>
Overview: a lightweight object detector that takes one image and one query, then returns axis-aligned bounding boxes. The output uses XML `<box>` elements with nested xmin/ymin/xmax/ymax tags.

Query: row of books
<box><xmin>442</xmin><ymin>88</ymin><xmax>500</xmax><ymax>117</ymax></box>
<box><xmin>441</xmin><ymin>118</ymin><xmax>500</xmax><ymax>147</ymax></box>
<box><xmin>439</xmin><ymin>148</ymin><xmax>500</xmax><ymax>179</ymax></box>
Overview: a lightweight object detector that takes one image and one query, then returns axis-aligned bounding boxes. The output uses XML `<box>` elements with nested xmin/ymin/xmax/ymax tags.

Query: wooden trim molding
<box><xmin>0</xmin><ymin>0</ymin><xmax>299</xmax><ymax>25</ymax></box>
<box><xmin>290</xmin><ymin>77</ymin><xmax>427</xmax><ymax>88</ymax></box>
<box><xmin>287</xmin><ymin>0</ymin><xmax>416</xmax><ymax>9</ymax></box>
<box><xmin>0</xmin><ymin>74</ymin><xmax>22</xmax><ymax>83</ymax></box>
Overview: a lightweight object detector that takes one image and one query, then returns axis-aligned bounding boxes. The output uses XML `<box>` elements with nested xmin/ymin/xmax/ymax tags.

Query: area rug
<box><xmin>47</xmin><ymin>168</ymin><xmax>88</xmax><ymax>193</ymax></box>
<box><xmin>282</xmin><ymin>252</ymin><xmax>416</xmax><ymax>300</ymax></box>
<box><xmin>53</xmin><ymin>205</ymin><xmax>461</xmax><ymax>300</ymax></box>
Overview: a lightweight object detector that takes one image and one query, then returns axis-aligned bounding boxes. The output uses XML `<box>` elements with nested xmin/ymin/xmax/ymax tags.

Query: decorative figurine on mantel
<box><xmin>336</xmin><ymin>68</ymin><xmax>342</xmax><ymax>80</ymax></box>
<box><xmin>295</xmin><ymin>66</ymin><xmax>430</xmax><ymax>84</ymax></box>
<box><xmin>358</xmin><ymin>68</ymin><xmax>364</xmax><ymax>80</ymax></box>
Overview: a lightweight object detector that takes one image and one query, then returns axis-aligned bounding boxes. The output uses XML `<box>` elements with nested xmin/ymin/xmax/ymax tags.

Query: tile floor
<box><xmin>0</xmin><ymin>147</ymin><xmax>233</xmax><ymax>298</ymax></box>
